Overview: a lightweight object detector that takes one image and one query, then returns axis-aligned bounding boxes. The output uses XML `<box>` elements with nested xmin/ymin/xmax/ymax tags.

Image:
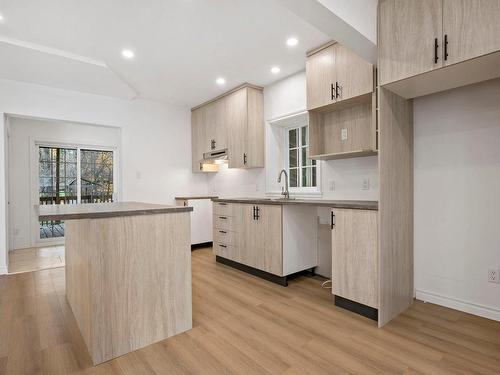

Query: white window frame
<box><xmin>284</xmin><ymin>124</ymin><xmax>321</xmax><ymax>195</ymax></box>
<box><xmin>30</xmin><ymin>138</ymin><xmax>120</xmax><ymax>247</ymax></box>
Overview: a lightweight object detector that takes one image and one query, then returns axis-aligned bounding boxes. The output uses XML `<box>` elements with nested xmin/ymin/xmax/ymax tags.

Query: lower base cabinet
<box><xmin>213</xmin><ymin>202</ymin><xmax>282</xmax><ymax>276</ymax></box>
<box><xmin>331</xmin><ymin>208</ymin><xmax>379</xmax><ymax>309</ymax></box>
<box><xmin>213</xmin><ymin>202</ymin><xmax>318</xmax><ymax>280</ymax></box>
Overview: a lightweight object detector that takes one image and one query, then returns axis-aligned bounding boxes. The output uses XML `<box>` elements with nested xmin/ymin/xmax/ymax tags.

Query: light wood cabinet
<box><xmin>191</xmin><ymin>84</ymin><xmax>264</xmax><ymax>172</ymax></box>
<box><xmin>306</xmin><ymin>44</ymin><xmax>336</xmax><ymax>110</ymax></box>
<box><xmin>334</xmin><ymin>44</ymin><xmax>374</xmax><ymax>102</ymax></box>
<box><xmin>241</xmin><ymin>204</ymin><xmax>282</xmax><ymax>276</ymax></box>
<box><xmin>213</xmin><ymin>203</ymin><xmax>282</xmax><ymax>276</ymax></box>
<box><xmin>443</xmin><ymin>0</ymin><xmax>500</xmax><ymax>66</ymax></box>
<box><xmin>203</xmin><ymin>99</ymin><xmax>227</xmax><ymax>151</ymax></box>
<box><xmin>306</xmin><ymin>41</ymin><xmax>376</xmax><ymax>160</ymax></box>
<box><xmin>227</xmin><ymin>86</ymin><xmax>264</xmax><ymax>169</ymax></box>
<box><xmin>306</xmin><ymin>42</ymin><xmax>373</xmax><ymax>111</ymax></box>
<box><xmin>378</xmin><ymin>0</ymin><xmax>443</xmax><ymax>86</ymax></box>
<box><xmin>379</xmin><ymin>0</ymin><xmax>500</xmax><ymax>98</ymax></box>
<box><xmin>331</xmin><ymin>209</ymin><xmax>378</xmax><ymax>309</ymax></box>
<box><xmin>309</xmin><ymin>98</ymin><xmax>377</xmax><ymax>160</ymax></box>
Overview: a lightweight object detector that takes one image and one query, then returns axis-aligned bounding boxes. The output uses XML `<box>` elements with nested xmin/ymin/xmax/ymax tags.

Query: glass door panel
<box><xmin>80</xmin><ymin>149</ymin><xmax>114</xmax><ymax>203</ymax></box>
<box><xmin>39</xmin><ymin>147</ymin><xmax>77</xmax><ymax>239</ymax></box>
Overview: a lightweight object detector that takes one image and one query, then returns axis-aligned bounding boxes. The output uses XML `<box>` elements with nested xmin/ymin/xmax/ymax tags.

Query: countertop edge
<box><xmin>211</xmin><ymin>198</ymin><xmax>378</xmax><ymax>210</ymax></box>
<box><xmin>39</xmin><ymin>206</ymin><xmax>193</xmax><ymax>221</ymax></box>
<box><xmin>175</xmin><ymin>196</ymin><xmax>218</xmax><ymax>200</ymax></box>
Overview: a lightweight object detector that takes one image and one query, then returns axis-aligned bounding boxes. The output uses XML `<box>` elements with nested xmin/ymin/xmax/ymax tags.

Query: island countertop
<box><xmin>38</xmin><ymin>201</ymin><xmax>193</xmax><ymax>221</ymax></box>
<box><xmin>212</xmin><ymin>197</ymin><xmax>378</xmax><ymax>210</ymax></box>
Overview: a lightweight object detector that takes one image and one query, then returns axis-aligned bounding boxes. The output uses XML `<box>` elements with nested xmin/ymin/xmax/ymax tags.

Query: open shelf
<box><xmin>308</xmin><ymin>92</ymin><xmax>377</xmax><ymax>161</ymax></box>
<box><xmin>309</xmin><ymin>149</ymin><xmax>378</xmax><ymax>161</ymax></box>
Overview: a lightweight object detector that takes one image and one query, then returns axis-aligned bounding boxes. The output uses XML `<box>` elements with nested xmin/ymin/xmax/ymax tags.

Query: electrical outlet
<box><xmin>362</xmin><ymin>178</ymin><xmax>370</xmax><ymax>190</ymax></box>
<box><xmin>329</xmin><ymin>180</ymin><xmax>335</xmax><ymax>191</ymax></box>
<box><xmin>488</xmin><ymin>269</ymin><xmax>500</xmax><ymax>283</ymax></box>
<box><xmin>341</xmin><ymin>128</ymin><xmax>348</xmax><ymax>141</ymax></box>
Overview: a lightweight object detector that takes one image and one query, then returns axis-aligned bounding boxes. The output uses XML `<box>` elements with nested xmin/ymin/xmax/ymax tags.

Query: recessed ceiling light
<box><xmin>216</xmin><ymin>77</ymin><xmax>226</xmax><ymax>85</ymax></box>
<box><xmin>286</xmin><ymin>37</ymin><xmax>298</xmax><ymax>47</ymax></box>
<box><xmin>121</xmin><ymin>49</ymin><xmax>135</xmax><ymax>59</ymax></box>
<box><xmin>271</xmin><ymin>66</ymin><xmax>281</xmax><ymax>74</ymax></box>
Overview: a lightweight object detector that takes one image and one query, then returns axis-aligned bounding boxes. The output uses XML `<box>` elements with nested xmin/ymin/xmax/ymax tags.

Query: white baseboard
<box><xmin>0</xmin><ymin>265</ymin><xmax>8</xmax><ymax>275</ymax></box>
<box><xmin>416</xmin><ymin>289</ymin><xmax>500</xmax><ymax>322</ymax></box>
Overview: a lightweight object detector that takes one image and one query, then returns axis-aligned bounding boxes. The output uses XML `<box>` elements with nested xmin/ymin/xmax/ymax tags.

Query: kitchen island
<box><xmin>39</xmin><ymin>202</ymin><xmax>193</xmax><ymax>365</ymax></box>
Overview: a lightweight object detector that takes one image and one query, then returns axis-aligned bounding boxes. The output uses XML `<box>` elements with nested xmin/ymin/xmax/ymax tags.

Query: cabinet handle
<box><xmin>253</xmin><ymin>206</ymin><xmax>257</xmax><ymax>220</ymax></box>
<box><xmin>219</xmin><ymin>216</ymin><xmax>227</xmax><ymax>220</ymax></box>
<box><xmin>219</xmin><ymin>202</ymin><xmax>227</xmax><ymax>206</ymax></box>
<box><xmin>335</xmin><ymin>81</ymin><xmax>340</xmax><ymax>99</ymax></box>
<box><xmin>219</xmin><ymin>244</ymin><xmax>227</xmax><ymax>248</ymax></box>
<box><xmin>444</xmin><ymin>34</ymin><xmax>449</xmax><ymax>61</ymax></box>
<box><xmin>434</xmin><ymin>38</ymin><xmax>439</xmax><ymax>64</ymax></box>
<box><xmin>331</xmin><ymin>83</ymin><xmax>335</xmax><ymax>100</ymax></box>
<box><xmin>331</xmin><ymin>212</ymin><xmax>336</xmax><ymax>229</ymax></box>
<box><xmin>243</xmin><ymin>153</ymin><xmax>247</xmax><ymax>165</ymax></box>
<box><xmin>219</xmin><ymin>230</ymin><xmax>227</xmax><ymax>234</ymax></box>
<box><xmin>256</xmin><ymin>206</ymin><xmax>260</xmax><ymax>220</ymax></box>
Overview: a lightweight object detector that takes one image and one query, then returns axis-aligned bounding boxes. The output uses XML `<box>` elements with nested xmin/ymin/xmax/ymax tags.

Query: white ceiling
<box><xmin>0</xmin><ymin>0</ymin><xmax>329</xmax><ymax>107</ymax></box>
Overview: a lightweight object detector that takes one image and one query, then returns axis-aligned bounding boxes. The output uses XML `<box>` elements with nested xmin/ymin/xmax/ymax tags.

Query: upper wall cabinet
<box><xmin>306</xmin><ymin>42</ymin><xmax>374</xmax><ymax>111</ymax></box>
<box><xmin>443</xmin><ymin>0</ymin><xmax>500</xmax><ymax>65</ymax></box>
<box><xmin>379</xmin><ymin>0</ymin><xmax>500</xmax><ymax>98</ymax></box>
<box><xmin>378</xmin><ymin>0</ymin><xmax>443</xmax><ymax>85</ymax></box>
<box><xmin>306</xmin><ymin>41</ymin><xmax>377</xmax><ymax>161</ymax></box>
<box><xmin>191</xmin><ymin>84</ymin><xmax>264</xmax><ymax>173</ymax></box>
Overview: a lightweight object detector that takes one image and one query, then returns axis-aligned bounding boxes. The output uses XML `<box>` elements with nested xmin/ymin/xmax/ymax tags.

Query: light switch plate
<box><xmin>341</xmin><ymin>128</ymin><xmax>348</xmax><ymax>141</ymax></box>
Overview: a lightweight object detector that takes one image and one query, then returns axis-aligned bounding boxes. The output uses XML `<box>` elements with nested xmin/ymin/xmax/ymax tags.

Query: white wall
<box><xmin>317</xmin><ymin>0</ymin><xmax>377</xmax><ymax>44</ymax></box>
<box><xmin>414</xmin><ymin>78</ymin><xmax>500</xmax><ymax>321</ymax></box>
<box><xmin>0</xmin><ymin>78</ymin><xmax>207</xmax><ymax>273</ymax></box>
<box><xmin>8</xmin><ymin>117</ymin><xmax>121</xmax><ymax>250</ymax></box>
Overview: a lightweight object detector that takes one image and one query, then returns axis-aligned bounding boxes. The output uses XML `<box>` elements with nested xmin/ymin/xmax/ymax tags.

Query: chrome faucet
<box><xmin>277</xmin><ymin>169</ymin><xmax>290</xmax><ymax>199</ymax></box>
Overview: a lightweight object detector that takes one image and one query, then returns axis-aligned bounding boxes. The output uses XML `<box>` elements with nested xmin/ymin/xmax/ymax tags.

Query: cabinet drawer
<box><xmin>213</xmin><ymin>214</ymin><xmax>239</xmax><ymax>231</ymax></box>
<box><xmin>213</xmin><ymin>242</ymin><xmax>238</xmax><ymax>260</ymax></box>
<box><xmin>214</xmin><ymin>228</ymin><xmax>236</xmax><ymax>246</ymax></box>
<box><xmin>213</xmin><ymin>202</ymin><xmax>232</xmax><ymax>216</ymax></box>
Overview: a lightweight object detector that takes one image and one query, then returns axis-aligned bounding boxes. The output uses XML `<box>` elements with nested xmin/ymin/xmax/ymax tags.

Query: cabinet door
<box><xmin>332</xmin><ymin>209</ymin><xmax>378</xmax><ymax>308</ymax></box>
<box><xmin>334</xmin><ymin>44</ymin><xmax>373</xmax><ymax>102</ymax></box>
<box><xmin>214</xmin><ymin>98</ymin><xmax>227</xmax><ymax>150</ymax></box>
<box><xmin>191</xmin><ymin>107</ymin><xmax>206</xmax><ymax>173</ymax></box>
<box><xmin>378</xmin><ymin>0</ymin><xmax>443</xmax><ymax>85</ymax></box>
<box><xmin>241</xmin><ymin>204</ymin><xmax>282</xmax><ymax>276</ymax></box>
<box><xmin>443</xmin><ymin>0</ymin><xmax>500</xmax><ymax>66</ymax></box>
<box><xmin>245</xmin><ymin>88</ymin><xmax>265</xmax><ymax>168</ymax></box>
<box><xmin>227</xmin><ymin>88</ymin><xmax>248</xmax><ymax>169</ymax></box>
<box><xmin>306</xmin><ymin>45</ymin><xmax>336</xmax><ymax>110</ymax></box>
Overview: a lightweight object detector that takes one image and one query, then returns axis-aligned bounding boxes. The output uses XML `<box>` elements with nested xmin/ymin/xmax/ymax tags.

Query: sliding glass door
<box><xmin>38</xmin><ymin>145</ymin><xmax>115</xmax><ymax>240</ymax></box>
<box><xmin>39</xmin><ymin>147</ymin><xmax>77</xmax><ymax>239</ymax></box>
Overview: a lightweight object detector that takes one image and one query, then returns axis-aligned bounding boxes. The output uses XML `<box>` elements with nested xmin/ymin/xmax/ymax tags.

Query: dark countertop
<box><xmin>175</xmin><ymin>196</ymin><xmax>218</xmax><ymax>200</ymax></box>
<box><xmin>212</xmin><ymin>198</ymin><xmax>378</xmax><ymax>210</ymax></box>
<box><xmin>38</xmin><ymin>201</ymin><xmax>193</xmax><ymax>221</ymax></box>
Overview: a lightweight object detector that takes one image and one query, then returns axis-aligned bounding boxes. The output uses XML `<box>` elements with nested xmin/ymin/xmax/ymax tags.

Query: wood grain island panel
<box><xmin>46</xmin><ymin>202</ymin><xmax>192</xmax><ymax>365</ymax></box>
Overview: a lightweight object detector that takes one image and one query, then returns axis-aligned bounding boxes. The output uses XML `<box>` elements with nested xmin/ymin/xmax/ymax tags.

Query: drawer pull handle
<box><xmin>219</xmin><ymin>244</ymin><xmax>227</xmax><ymax>248</ymax></box>
<box><xmin>219</xmin><ymin>203</ymin><xmax>227</xmax><ymax>206</ymax></box>
<box><xmin>219</xmin><ymin>230</ymin><xmax>227</xmax><ymax>234</ymax></box>
<box><xmin>219</xmin><ymin>216</ymin><xmax>228</xmax><ymax>220</ymax></box>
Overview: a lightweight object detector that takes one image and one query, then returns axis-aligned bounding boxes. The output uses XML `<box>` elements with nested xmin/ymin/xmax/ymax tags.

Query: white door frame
<box><xmin>30</xmin><ymin>137</ymin><xmax>120</xmax><ymax>247</ymax></box>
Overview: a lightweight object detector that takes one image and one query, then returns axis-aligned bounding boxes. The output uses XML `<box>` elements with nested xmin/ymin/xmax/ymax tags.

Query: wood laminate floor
<box><xmin>8</xmin><ymin>246</ymin><xmax>65</xmax><ymax>275</ymax></box>
<box><xmin>1</xmin><ymin>247</ymin><xmax>499</xmax><ymax>374</ymax></box>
